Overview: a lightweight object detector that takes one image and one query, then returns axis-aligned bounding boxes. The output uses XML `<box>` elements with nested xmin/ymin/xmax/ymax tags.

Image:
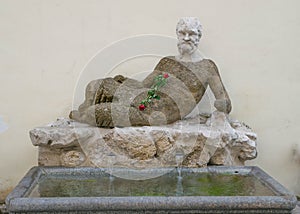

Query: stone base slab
<box><xmin>29</xmin><ymin>112</ymin><xmax>257</xmax><ymax>168</ymax></box>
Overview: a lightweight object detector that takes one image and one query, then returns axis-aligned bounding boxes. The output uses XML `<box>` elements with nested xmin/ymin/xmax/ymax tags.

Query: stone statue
<box><xmin>70</xmin><ymin>17</ymin><xmax>231</xmax><ymax>127</ymax></box>
<box><xmin>31</xmin><ymin>18</ymin><xmax>256</xmax><ymax>169</ymax></box>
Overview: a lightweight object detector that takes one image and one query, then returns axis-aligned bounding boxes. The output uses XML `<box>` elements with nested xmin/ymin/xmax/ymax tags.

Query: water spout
<box><xmin>107</xmin><ymin>152</ymin><xmax>116</xmax><ymax>177</ymax></box>
<box><xmin>175</xmin><ymin>149</ymin><xmax>184</xmax><ymax>196</ymax></box>
<box><xmin>175</xmin><ymin>149</ymin><xmax>184</xmax><ymax>179</ymax></box>
<box><xmin>107</xmin><ymin>152</ymin><xmax>116</xmax><ymax>195</ymax></box>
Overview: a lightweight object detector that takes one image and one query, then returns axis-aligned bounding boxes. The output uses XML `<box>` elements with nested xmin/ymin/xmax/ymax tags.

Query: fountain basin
<box><xmin>6</xmin><ymin>166</ymin><xmax>297</xmax><ymax>213</ymax></box>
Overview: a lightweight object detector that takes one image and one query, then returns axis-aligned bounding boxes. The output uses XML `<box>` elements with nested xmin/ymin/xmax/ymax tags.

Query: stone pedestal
<box><xmin>30</xmin><ymin>112</ymin><xmax>257</xmax><ymax>168</ymax></box>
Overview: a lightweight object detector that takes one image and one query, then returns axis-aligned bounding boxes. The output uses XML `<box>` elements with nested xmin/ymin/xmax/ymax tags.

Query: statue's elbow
<box><xmin>226</xmin><ymin>101</ymin><xmax>232</xmax><ymax>114</ymax></box>
<box><xmin>214</xmin><ymin>99</ymin><xmax>232</xmax><ymax>114</ymax></box>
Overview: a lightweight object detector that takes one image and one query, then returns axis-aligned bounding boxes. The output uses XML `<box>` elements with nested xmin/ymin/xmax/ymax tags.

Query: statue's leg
<box><xmin>130</xmin><ymin>90</ymin><xmax>182</xmax><ymax>126</ymax></box>
<box><xmin>72</xmin><ymin>76</ymin><xmax>127</xmax><ymax>114</ymax></box>
<box><xmin>75</xmin><ymin>102</ymin><xmax>149</xmax><ymax>128</ymax></box>
<box><xmin>79</xmin><ymin>79</ymin><xmax>103</xmax><ymax>112</ymax></box>
<box><xmin>70</xmin><ymin>76</ymin><xmax>126</xmax><ymax>122</ymax></box>
<box><xmin>70</xmin><ymin>74</ymin><xmax>188</xmax><ymax>127</ymax></box>
<box><xmin>71</xmin><ymin>103</ymin><xmax>113</xmax><ymax>127</ymax></box>
<box><xmin>69</xmin><ymin>79</ymin><xmax>103</xmax><ymax>121</ymax></box>
<box><xmin>94</xmin><ymin>103</ymin><xmax>150</xmax><ymax>127</ymax></box>
<box><xmin>71</xmin><ymin>95</ymin><xmax>182</xmax><ymax>128</ymax></box>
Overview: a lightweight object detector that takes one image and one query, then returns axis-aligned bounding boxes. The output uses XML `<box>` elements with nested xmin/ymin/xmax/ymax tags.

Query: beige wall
<box><xmin>1</xmin><ymin>0</ymin><xmax>300</xmax><ymax>201</ymax></box>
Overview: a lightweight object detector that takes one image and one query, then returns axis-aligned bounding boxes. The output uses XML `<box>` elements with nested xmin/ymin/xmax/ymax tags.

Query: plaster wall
<box><xmin>0</xmin><ymin>0</ymin><xmax>300</xmax><ymax>201</ymax></box>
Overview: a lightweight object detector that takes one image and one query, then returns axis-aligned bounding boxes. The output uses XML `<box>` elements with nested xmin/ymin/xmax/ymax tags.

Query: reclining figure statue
<box><xmin>70</xmin><ymin>17</ymin><xmax>231</xmax><ymax>127</ymax></box>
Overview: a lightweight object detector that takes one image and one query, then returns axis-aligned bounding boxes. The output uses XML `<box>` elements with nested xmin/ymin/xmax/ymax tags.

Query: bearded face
<box><xmin>177</xmin><ymin>27</ymin><xmax>200</xmax><ymax>55</ymax></box>
<box><xmin>176</xmin><ymin>17</ymin><xmax>202</xmax><ymax>57</ymax></box>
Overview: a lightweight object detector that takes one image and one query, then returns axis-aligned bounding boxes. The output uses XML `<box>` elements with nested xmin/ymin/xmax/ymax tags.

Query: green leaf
<box><xmin>141</xmin><ymin>72</ymin><xmax>168</xmax><ymax>107</ymax></box>
<box><xmin>148</xmin><ymin>90</ymin><xmax>155</xmax><ymax>96</ymax></box>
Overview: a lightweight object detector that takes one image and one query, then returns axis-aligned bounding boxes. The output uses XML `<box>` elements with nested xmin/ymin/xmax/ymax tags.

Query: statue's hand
<box><xmin>69</xmin><ymin>110</ymin><xmax>80</xmax><ymax>120</ymax></box>
<box><xmin>214</xmin><ymin>99</ymin><xmax>231</xmax><ymax>114</ymax></box>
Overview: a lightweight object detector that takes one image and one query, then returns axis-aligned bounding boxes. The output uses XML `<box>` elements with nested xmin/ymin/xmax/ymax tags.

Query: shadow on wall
<box><xmin>0</xmin><ymin>116</ymin><xmax>10</xmax><ymax>204</ymax></box>
<box><xmin>292</xmin><ymin>143</ymin><xmax>300</xmax><ymax>197</ymax></box>
<box><xmin>293</xmin><ymin>144</ymin><xmax>300</xmax><ymax>164</ymax></box>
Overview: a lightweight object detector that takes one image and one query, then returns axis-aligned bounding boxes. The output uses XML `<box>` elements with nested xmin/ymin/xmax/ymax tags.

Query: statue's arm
<box><xmin>207</xmin><ymin>60</ymin><xmax>232</xmax><ymax>114</ymax></box>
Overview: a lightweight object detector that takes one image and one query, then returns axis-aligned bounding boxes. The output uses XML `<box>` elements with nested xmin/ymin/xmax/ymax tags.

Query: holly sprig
<box><xmin>139</xmin><ymin>73</ymin><xmax>169</xmax><ymax>111</ymax></box>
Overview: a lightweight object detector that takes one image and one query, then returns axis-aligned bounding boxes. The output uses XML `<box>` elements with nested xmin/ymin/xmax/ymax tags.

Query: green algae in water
<box><xmin>29</xmin><ymin>171</ymin><xmax>276</xmax><ymax>197</ymax></box>
<box><xmin>183</xmin><ymin>173</ymin><xmax>272</xmax><ymax>196</ymax></box>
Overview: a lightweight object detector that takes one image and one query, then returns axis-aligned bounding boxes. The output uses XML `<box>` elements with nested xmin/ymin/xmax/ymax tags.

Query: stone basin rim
<box><xmin>6</xmin><ymin>166</ymin><xmax>297</xmax><ymax>213</ymax></box>
<box><xmin>7</xmin><ymin>196</ymin><xmax>297</xmax><ymax>212</ymax></box>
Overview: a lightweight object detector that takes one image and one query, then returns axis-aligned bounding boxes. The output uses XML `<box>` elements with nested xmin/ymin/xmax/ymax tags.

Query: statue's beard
<box><xmin>177</xmin><ymin>41</ymin><xmax>198</xmax><ymax>55</ymax></box>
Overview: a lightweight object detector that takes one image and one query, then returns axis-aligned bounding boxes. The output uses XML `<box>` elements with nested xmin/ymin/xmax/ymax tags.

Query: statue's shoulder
<box><xmin>202</xmin><ymin>58</ymin><xmax>220</xmax><ymax>74</ymax></box>
<box><xmin>202</xmin><ymin>58</ymin><xmax>216</xmax><ymax>66</ymax></box>
<box><xmin>154</xmin><ymin>56</ymin><xmax>177</xmax><ymax>71</ymax></box>
<box><xmin>159</xmin><ymin>56</ymin><xmax>176</xmax><ymax>64</ymax></box>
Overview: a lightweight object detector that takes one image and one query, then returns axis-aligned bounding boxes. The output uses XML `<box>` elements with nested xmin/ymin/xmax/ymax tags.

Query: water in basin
<box><xmin>29</xmin><ymin>169</ymin><xmax>276</xmax><ymax>197</ymax></box>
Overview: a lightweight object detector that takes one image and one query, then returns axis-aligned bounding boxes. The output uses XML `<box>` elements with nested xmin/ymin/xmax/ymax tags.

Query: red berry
<box><xmin>163</xmin><ymin>73</ymin><xmax>169</xmax><ymax>78</ymax></box>
<box><xmin>139</xmin><ymin>104</ymin><xmax>146</xmax><ymax>111</ymax></box>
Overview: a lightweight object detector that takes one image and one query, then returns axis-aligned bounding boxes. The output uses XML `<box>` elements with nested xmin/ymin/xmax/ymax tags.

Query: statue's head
<box><xmin>176</xmin><ymin>17</ymin><xmax>203</xmax><ymax>55</ymax></box>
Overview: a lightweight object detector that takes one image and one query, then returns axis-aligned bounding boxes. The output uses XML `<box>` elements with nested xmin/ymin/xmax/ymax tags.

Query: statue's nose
<box><xmin>184</xmin><ymin>33</ymin><xmax>190</xmax><ymax>41</ymax></box>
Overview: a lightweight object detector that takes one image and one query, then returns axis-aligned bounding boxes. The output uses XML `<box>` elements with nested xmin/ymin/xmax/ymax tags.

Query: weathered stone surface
<box><xmin>30</xmin><ymin>112</ymin><xmax>257</xmax><ymax>168</ymax></box>
<box><xmin>69</xmin><ymin>17</ymin><xmax>232</xmax><ymax>128</ymax></box>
